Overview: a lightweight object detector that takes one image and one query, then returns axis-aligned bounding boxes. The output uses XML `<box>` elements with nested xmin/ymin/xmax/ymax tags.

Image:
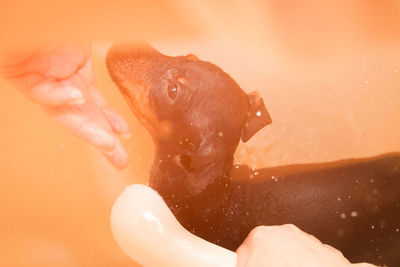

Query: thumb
<box><xmin>110</xmin><ymin>184</ymin><xmax>237</xmax><ymax>267</ymax></box>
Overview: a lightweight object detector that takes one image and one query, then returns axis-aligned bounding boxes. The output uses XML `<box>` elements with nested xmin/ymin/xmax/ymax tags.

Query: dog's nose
<box><xmin>108</xmin><ymin>43</ymin><xmax>137</xmax><ymax>59</ymax></box>
<box><xmin>106</xmin><ymin>42</ymin><xmax>161</xmax><ymax>78</ymax></box>
<box><xmin>108</xmin><ymin>42</ymin><xmax>159</xmax><ymax>61</ymax></box>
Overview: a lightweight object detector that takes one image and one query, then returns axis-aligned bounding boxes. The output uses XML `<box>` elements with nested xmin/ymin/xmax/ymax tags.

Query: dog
<box><xmin>107</xmin><ymin>43</ymin><xmax>400</xmax><ymax>266</ymax></box>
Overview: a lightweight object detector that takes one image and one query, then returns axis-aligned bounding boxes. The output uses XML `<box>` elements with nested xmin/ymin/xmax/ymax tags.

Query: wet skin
<box><xmin>107</xmin><ymin>43</ymin><xmax>400</xmax><ymax>266</ymax></box>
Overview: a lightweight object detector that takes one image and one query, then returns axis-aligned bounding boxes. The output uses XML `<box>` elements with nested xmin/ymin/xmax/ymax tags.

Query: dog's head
<box><xmin>107</xmin><ymin>43</ymin><xmax>271</xmax><ymax>195</ymax></box>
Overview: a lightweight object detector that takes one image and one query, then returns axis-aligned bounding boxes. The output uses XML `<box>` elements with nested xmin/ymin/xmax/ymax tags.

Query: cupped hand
<box><xmin>0</xmin><ymin>44</ymin><xmax>130</xmax><ymax>169</ymax></box>
<box><xmin>236</xmin><ymin>224</ymin><xmax>377</xmax><ymax>267</ymax></box>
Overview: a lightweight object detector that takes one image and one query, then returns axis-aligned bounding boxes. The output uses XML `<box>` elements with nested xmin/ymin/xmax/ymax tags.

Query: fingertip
<box><xmin>102</xmin><ymin>138</ymin><xmax>129</xmax><ymax>170</ymax></box>
<box><xmin>113</xmin><ymin>153</ymin><xmax>129</xmax><ymax>170</ymax></box>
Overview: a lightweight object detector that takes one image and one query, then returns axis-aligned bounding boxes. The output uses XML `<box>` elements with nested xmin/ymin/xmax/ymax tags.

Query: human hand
<box><xmin>111</xmin><ymin>184</ymin><xmax>237</xmax><ymax>267</ymax></box>
<box><xmin>236</xmin><ymin>224</ymin><xmax>376</xmax><ymax>267</ymax></box>
<box><xmin>0</xmin><ymin>44</ymin><xmax>130</xmax><ymax>169</ymax></box>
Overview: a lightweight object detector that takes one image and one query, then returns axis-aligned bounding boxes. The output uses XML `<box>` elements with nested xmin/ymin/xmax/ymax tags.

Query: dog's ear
<box><xmin>241</xmin><ymin>91</ymin><xmax>272</xmax><ymax>142</ymax></box>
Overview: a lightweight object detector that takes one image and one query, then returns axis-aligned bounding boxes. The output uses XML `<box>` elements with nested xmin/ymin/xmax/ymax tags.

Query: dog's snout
<box><xmin>106</xmin><ymin>42</ymin><xmax>163</xmax><ymax>81</ymax></box>
<box><xmin>107</xmin><ymin>42</ymin><xmax>159</xmax><ymax>62</ymax></box>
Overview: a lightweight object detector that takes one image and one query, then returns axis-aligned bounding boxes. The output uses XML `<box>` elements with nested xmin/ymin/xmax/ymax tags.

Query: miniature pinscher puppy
<box><xmin>107</xmin><ymin>43</ymin><xmax>400</xmax><ymax>266</ymax></box>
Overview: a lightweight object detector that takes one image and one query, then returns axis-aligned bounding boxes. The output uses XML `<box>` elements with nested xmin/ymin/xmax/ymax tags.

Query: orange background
<box><xmin>1</xmin><ymin>1</ymin><xmax>400</xmax><ymax>266</ymax></box>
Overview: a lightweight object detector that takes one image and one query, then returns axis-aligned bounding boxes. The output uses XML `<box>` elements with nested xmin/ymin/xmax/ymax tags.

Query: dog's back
<box><xmin>220</xmin><ymin>153</ymin><xmax>400</xmax><ymax>265</ymax></box>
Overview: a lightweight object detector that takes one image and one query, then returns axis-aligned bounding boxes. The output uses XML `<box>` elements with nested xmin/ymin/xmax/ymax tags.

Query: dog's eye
<box><xmin>167</xmin><ymin>82</ymin><xmax>179</xmax><ymax>101</ymax></box>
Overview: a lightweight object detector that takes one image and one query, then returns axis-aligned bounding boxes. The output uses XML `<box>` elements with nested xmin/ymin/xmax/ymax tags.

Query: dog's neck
<box><xmin>149</xmin><ymin>149</ymin><xmax>234</xmax><ymax>218</ymax></box>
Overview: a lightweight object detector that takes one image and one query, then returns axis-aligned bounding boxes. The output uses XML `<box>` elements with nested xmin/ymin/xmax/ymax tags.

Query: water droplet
<box><xmin>371</xmin><ymin>225</ymin><xmax>375</xmax><ymax>229</ymax></box>
<box><xmin>256</xmin><ymin>111</ymin><xmax>262</xmax><ymax>117</ymax></box>
<box><xmin>337</xmin><ymin>197</ymin><xmax>341</xmax><ymax>201</ymax></box>
<box><xmin>348</xmin><ymin>195</ymin><xmax>352</xmax><ymax>199</ymax></box>
<box><xmin>370</xmin><ymin>179</ymin><xmax>374</xmax><ymax>183</ymax></box>
<box><xmin>396</xmin><ymin>228</ymin><xmax>399</xmax><ymax>232</ymax></box>
<box><xmin>254</xmin><ymin>171</ymin><xmax>259</xmax><ymax>176</ymax></box>
<box><xmin>234</xmin><ymin>165</ymin><xmax>239</xmax><ymax>169</ymax></box>
<box><xmin>178</xmin><ymin>140</ymin><xmax>183</xmax><ymax>145</ymax></box>
<box><xmin>218</xmin><ymin>131</ymin><xmax>224</xmax><ymax>137</ymax></box>
<box><xmin>350</xmin><ymin>211</ymin><xmax>358</xmax><ymax>217</ymax></box>
<box><xmin>340</xmin><ymin>213</ymin><xmax>346</xmax><ymax>219</ymax></box>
